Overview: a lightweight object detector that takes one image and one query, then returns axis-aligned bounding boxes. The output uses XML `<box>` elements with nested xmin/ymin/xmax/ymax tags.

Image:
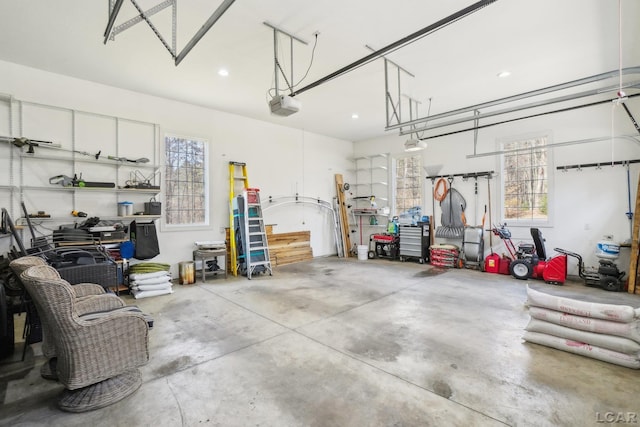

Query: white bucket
<box><xmin>118</xmin><ymin>201</ymin><xmax>133</xmax><ymax>216</ymax></box>
<box><xmin>357</xmin><ymin>245</ymin><xmax>368</xmax><ymax>261</ymax></box>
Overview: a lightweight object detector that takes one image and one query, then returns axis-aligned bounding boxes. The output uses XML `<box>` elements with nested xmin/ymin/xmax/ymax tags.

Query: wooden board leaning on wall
<box><xmin>225</xmin><ymin>226</ymin><xmax>313</xmax><ymax>269</ymax></box>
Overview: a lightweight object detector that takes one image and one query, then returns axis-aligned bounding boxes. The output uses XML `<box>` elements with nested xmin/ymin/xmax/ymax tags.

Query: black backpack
<box><xmin>130</xmin><ymin>221</ymin><xmax>160</xmax><ymax>260</ymax></box>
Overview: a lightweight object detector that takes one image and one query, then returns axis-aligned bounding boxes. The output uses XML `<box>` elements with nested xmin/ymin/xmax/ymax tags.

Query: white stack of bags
<box><xmin>524</xmin><ymin>285</ymin><xmax>640</xmax><ymax>369</ymax></box>
<box><xmin>129</xmin><ymin>270</ymin><xmax>173</xmax><ymax>299</ymax></box>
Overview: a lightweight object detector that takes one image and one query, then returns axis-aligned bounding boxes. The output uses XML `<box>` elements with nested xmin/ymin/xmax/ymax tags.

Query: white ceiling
<box><xmin>0</xmin><ymin>0</ymin><xmax>638</xmax><ymax>142</ymax></box>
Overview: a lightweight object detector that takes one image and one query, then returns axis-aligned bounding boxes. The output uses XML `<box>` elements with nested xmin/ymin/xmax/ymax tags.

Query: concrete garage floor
<box><xmin>1</xmin><ymin>256</ymin><xmax>640</xmax><ymax>426</ymax></box>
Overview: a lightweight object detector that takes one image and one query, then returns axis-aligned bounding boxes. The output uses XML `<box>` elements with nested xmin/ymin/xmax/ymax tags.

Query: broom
<box><xmin>424</xmin><ymin>164</ymin><xmax>443</xmax><ymax>244</ymax></box>
<box><xmin>487</xmin><ymin>176</ymin><xmax>494</xmax><ymax>255</ymax></box>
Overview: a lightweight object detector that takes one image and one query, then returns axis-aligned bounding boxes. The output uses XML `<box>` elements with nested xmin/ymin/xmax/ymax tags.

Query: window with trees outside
<box><xmin>164</xmin><ymin>135</ymin><xmax>208</xmax><ymax>227</ymax></box>
<box><xmin>501</xmin><ymin>135</ymin><xmax>549</xmax><ymax>223</ymax></box>
<box><xmin>395</xmin><ymin>155</ymin><xmax>423</xmax><ymax>215</ymax></box>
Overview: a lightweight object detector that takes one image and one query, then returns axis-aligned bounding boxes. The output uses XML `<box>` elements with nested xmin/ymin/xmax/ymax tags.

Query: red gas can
<box><xmin>499</xmin><ymin>256</ymin><xmax>512</xmax><ymax>275</ymax></box>
<box><xmin>484</xmin><ymin>253</ymin><xmax>500</xmax><ymax>273</ymax></box>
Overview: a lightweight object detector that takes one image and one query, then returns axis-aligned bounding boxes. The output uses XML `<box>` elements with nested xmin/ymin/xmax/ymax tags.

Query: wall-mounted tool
<box><xmin>28</xmin><ymin>211</ymin><xmax>50</xmax><ymax>218</ymax></box>
<box><xmin>107</xmin><ymin>156</ymin><xmax>150</xmax><ymax>164</ymax></box>
<box><xmin>1</xmin><ymin>136</ymin><xmax>152</xmax><ymax>165</ymax></box>
<box><xmin>49</xmin><ymin>174</ymin><xmax>115</xmax><ymax>188</ymax></box>
<box><xmin>1</xmin><ymin>136</ymin><xmax>102</xmax><ymax>159</ymax></box>
<box><xmin>2</xmin><ymin>136</ymin><xmax>60</xmax><ymax>154</ymax></box>
<box><xmin>49</xmin><ymin>175</ymin><xmax>75</xmax><ymax>187</ymax></box>
<box><xmin>124</xmin><ymin>170</ymin><xmax>160</xmax><ymax>190</ymax></box>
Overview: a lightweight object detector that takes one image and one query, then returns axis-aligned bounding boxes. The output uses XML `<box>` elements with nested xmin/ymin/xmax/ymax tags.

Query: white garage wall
<box><xmin>0</xmin><ymin>60</ymin><xmax>353</xmax><ymax>273</ymax></box>
<box><xmin>354</xmin><ymin>97</ymin><xmax>640</xmax><ymax>275</ymax></box>
<box><xmin>3</xmin><ymin>57</ymin><xmax>639</xmax><ymax>277</ymax></box>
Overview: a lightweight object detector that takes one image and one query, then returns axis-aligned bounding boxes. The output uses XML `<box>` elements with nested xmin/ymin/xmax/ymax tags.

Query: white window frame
<box><xmin>393</xmin><ymin>153</ymin><xmax>424</xmax><ymax>217</ymax></box>
<box><xmin>163</xmin><ymin>133</ymin><xmax>210</xmax><ymax>231</ymax></box>
<box><xmin>498</xmin><ymin>132</ymin><xmax>553</xmax><ymax>227</ymax></box>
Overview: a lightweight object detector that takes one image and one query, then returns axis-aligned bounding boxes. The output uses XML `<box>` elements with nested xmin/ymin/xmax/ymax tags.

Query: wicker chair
<box><xmin>20</xmin><ymin>264</ymin><xmax>150</xmax><ymax>412</ymax></box>
<box><xmin>9</xmin><ymin>256</ymin><xmax>110</xmax><ymax>380</ymax></box>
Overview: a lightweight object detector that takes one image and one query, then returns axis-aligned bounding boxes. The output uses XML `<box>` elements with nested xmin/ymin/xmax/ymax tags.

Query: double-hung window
<box><xmin>164</xmin><ymin>135</ymin><xmax>208</xmax><ymax>227</ymax></box>
<box><xmin>395</xmin><ymin>155</ymin><xmax>423</xmax><ymax>215</ymax></box>
<box><xmin>501</xmin><ymin>135</ymin><xmax>550</xmax><ymax>224</ymax></box>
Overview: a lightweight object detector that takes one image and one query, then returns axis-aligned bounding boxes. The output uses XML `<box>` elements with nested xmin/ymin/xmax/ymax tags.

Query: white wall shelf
<box><xmin>20</xmin><ymin>152</ymin><xmax>158</xmax><ymax>169</ymax></box>
<box><xmin>105</xmin><ymin>215</ymin><xmax>161</xmax><ymax>221</ymax></box>
<box><xmin>20</xmin><ymin>185</ymin><xmax>160</xmax><ymax>195</ymax></box>
<box><xmin>17</xmin><ymin>214</ymin><xmax>161</xmax><ymax>225</ymax></box>
<box><xmin>1</xmin><ymin>96</ymin><xmax>162</xmax><ymax>223</ymax></box>
<box><xmin>350</xmin><ymin>153</ymin><xmax>391</xmax><ymax>245</ymax></box>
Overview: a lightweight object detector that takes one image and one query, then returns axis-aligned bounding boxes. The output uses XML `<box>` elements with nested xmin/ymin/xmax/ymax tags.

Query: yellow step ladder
<box><xmin>229</xmin><ymin>161</ymin><xmax>249</xmax><ymax>276</ymax></box>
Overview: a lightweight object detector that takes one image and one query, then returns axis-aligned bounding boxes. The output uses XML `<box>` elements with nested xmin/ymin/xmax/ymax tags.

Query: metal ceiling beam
<box><xmin>421</xmin><ymin>92</ymin><xmax>640</xmax><ymax>142</ymax></box>
<box><xmin>291</xmin><ymin>0</ymin><xmax>497</xmax><ymax>97</ymax></box>
<box><xmin>129</xmin><ymin>0</ymin><xmax>175</xmax><ymax>57</ymax></box>
<box><xmin>263</xmin><ymin>22</ymin><xmax>309</xmax><ymax>46</ymax></box>
<box><xmin>365</xmin><ymin>45</ymin><xmax>414</xmax><ymax>78</ymax></box>
<box><xmin>110</xmin><ymin>0</ymin><xmax>174</xmax><ymax>39</ymax></box>
<box><xmin>398</xmin><ymin>78</ymin><xmax>640</xmax><ymax>136</ymax></box>
<box><xmin>622</xmin><ymin>103</ymin><xmax>640</xmax><ymax>135</ymax></box>
<box><xmin>104</xmin><ymin>0</ymin><xmax>234</xmax><ymax>65</ymax></box>
<box><xmin>264</xmin><ymin>22</ymin><xmax>309</xmax><ymax>96</ymax></box>
<box><xmin>174</xmin><ymin>0</ymin><xmax>236</xmax><ymax>66</ymax></box>
<box><xmin>103</xmin><ymin>0</ymin><xmax>125</xmax><ymax>44</ymax></box>
<box><xmin>388</xmin><ymin>66</ymin><xmax>640</xmax><ymax>133</ymax></box>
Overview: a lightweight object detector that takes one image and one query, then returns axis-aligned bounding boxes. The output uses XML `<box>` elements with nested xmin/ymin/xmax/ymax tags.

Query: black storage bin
<box><xmin>144</xmin><ymin>198</ymin><xmax>162</xmax><ymax>215</ymax></box>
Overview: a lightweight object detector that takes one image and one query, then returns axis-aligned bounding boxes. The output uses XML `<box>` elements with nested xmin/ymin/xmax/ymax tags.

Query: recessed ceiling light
<box><xmin>497</xmin><ymin>71</ymin><xmax>511</xmax><ymax>78</ymax></box>
<box><xmin>351</xmin><ymin>113</ymin><xmax>359</xmax><ymax>119</ymax></box>
<box><xmin>218</xmin><ymin>68</ymin><xmax>229</xmax><ymax>77</ymax></box>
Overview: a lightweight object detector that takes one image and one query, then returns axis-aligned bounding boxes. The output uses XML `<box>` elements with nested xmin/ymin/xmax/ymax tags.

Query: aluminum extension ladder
<box><xmin>236</xmin><ymin>188</ymin><xmax>272</xmax><ymax>279</ymax></box>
